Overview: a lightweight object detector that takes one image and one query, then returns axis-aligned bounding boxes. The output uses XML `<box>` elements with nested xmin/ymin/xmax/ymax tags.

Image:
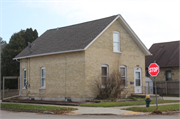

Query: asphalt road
<box><xmin>1</xmin><ymin>110</ymin><xmax>180</xmax><ymax>119</ymax></box>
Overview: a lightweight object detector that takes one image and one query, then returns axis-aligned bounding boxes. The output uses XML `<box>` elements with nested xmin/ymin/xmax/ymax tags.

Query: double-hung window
<box><xmin>113</xmin><ymin>31</ymin><xmax>120</xmax><ymax>53</ymax></box>
<box><xmin>40</xmin><ymin>67</ymin><xmax>46</xmax><ymax>89</ymax></box>
<box><xmin>101</xmin><ymin>65</ymin><xmax>108</xmax><ymax>87</ymax></box>
<box><xmin>120</xmin><ymin>65</ymin><xmax>127</xmax><ymax>87</ymax></box>
<box><xmin>23</xmin><ymin>69</ymin><xmax>26</xmax><ymax>89</ymax></box>
<box><xmin>166</xmin><ymin>70</ymin><xmax>172</xmax><ymax>81</ymax></box>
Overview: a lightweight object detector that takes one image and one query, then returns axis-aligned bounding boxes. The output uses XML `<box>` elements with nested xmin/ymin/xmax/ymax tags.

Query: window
<box><xmin>113</xmin><ymin>31</ymin><xmax>120</xmax><ymax>52</ymax></box>
<box><xmin>40</xmin><ymin>67</ymin><xmax>46</xmax><ymax>88</ymax></box>
<box><xmin>120</xmin><ymin>65</ymin><xmax>127</xmax><ymax>87</ymax></box>
<box><xmin>23</xmin><ymin>69</ymin><xmax>26</xmax><ymax>89</ymax></box>
<box><xmin>166</xmin><ymin>70</ymin><xmax>172</xmax><ymax>81</ymax></box>
<box><xmin>101</xmin><ymin>65</ymin><xmax>108</xmax><ymax>87</ymax></box>
<box><xmin>135</xmin><ymin>72</ymin><xmax>140</xmax><ymax>86</ymax></box>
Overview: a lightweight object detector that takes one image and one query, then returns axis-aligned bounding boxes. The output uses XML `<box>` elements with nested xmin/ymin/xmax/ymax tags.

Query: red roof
<box><xmin>145</xmin><ymin>41</ymin><xmax>179</xmax><ymax>68</ymax></box>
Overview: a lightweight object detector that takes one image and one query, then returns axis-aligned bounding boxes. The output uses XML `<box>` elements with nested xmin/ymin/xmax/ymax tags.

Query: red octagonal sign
<box><xmin>148</xmin><ymin>63</ymin><xmax>160</xmax><ymax>77</ymax></box>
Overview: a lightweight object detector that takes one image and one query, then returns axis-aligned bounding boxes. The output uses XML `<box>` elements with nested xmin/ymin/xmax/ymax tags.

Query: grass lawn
<box><xmin>80</xmin><ymin>100</ymin><xmax>179</xmax><ymax>107</ymax></box>
<box><xmin>125</xmin><ymin>104</ymin><xmax>180</xmax><ymax>112</ymax></box>
<box><xmin>1</xmin><ymin>103</ymin><xmax>77</xmax><ymax>113</ymax></box>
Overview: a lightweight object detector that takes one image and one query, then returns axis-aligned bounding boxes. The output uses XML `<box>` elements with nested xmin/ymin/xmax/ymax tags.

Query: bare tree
<box><xmin>95</xmin><ymin>71</ymin><xmax>125</xmax><ymax>99</ymax></box>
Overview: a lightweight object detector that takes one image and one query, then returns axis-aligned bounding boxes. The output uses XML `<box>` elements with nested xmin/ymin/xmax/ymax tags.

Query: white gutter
<box><xmin>13</xmin><ymin>49</ymin><xmax>85</xmax><ymax>60</ymax></box>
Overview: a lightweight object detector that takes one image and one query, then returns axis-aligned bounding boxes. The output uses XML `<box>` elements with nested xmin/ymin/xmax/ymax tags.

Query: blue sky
<box><xmin>0</xmin><ymin>0</ymin><xmax>180</xmax><ymax>48</ymax></box>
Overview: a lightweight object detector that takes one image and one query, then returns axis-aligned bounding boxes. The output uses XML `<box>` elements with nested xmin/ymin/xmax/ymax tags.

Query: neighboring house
<box><xmin>14</xmin><ymin>14</ymin><xmax>151</xmax><ymax>101</ymax></box>
<box><xmin>145</xmin><ymin>41</ymin><xmax>179</xmax><ymax>81</ymax></box>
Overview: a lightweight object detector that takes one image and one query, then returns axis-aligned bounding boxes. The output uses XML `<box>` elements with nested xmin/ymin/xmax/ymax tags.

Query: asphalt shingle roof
<box><xmin>15</xmin><ymin>15</ymin><xmax>118</xmax><ymax>59</ymax></box>
<box><xmin>145</xmin><ymin>41</ymin><xmax>179</xmax><ymax>68</ymax></box>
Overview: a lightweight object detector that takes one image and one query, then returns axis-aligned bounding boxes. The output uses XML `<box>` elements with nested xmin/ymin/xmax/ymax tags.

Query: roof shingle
<box><xmin>15</xmin><ymin>15</ymin><xmax>118</xmax><ymax>59</ymax></box>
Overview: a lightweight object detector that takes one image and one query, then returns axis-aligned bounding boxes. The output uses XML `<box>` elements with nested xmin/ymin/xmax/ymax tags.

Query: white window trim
<box><xmin>22</xmin><ymin>69</ymin><xmax>26</xmax><ymax>89</ymax></box>
<box><xmin>113</xmin><ymin>31</ymin><xmax>121</xmax><ymax>53</ymax></box>
<box><xmin>40</xmin><ymin>67</ymin><xmax>46</xmax><ymax>89</ymax></box>
<box><xmin>101</xmin><ymin>65</ymin><xmax>108</xmax><ymax>88</ymax></box>
<box><xmin>120</xmin><ymin>65</ymin><xmax>128</xmax><ymax>88</ymax></box>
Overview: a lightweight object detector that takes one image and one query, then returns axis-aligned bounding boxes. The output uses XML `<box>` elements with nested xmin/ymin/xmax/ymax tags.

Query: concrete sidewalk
<box><xmin>69</xmin><ymin>107</ymin><xmax>148</xmax><ymax>115</ymax></box>
<box><xmin>69</xmin><ymin>102</ymin><xmax>180</xmax><ymax>115</ymax></box>
<box><xmin>162</xmin><ymin>97</ymin><xmax>180</xmax><ymax>100</ymax></box>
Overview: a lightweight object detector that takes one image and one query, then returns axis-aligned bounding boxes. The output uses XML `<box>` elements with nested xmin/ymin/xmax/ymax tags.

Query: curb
<box><xmin>66</xmin><ymin>111</ymin><xmax>180</xmax><ymax>116</ymax></box>
<box><xmin>66</xmin><ymin>110</ymin><xmax>180</xmax><ymax>116</ymax></box>
<box><xmin>66</xmin><ymin>112</ymin><xmax>149</xmax><ymax>116</ymax></box>
<box><xmin>2</xmin><ymin>108</ymin><xmax>179</xmax><ymax>116</ymax></box>
<box><xmin>162</xmin><ymin>111</ymin><xmax>180</xmax><ymax>114</ymax></box>
<box><xmin>118</xmin><ymin>112</ymin><xmax>148</xmax><ymax>116</ymax></box>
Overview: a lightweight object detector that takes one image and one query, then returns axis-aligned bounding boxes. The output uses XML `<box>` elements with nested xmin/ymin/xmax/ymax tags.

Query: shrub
<box><xmin>95</xmin><ymin>71</ymin><xmax>125</xmax><ymax>99</ymax></box>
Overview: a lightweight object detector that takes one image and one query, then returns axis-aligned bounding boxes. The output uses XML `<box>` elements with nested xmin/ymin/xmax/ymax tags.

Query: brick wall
<box><xmin>20</xmin><ymin>51</ymin><xmax>86</xmax><ymax>101</ymax></box>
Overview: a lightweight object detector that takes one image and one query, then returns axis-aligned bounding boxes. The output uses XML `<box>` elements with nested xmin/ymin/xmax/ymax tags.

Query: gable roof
<box><xmin>14</xmin><ymin>14</ymin><xmax>151</xmax><ymax>60</ymax></box>
<box><xmin>145</xmin><ymin>41</ymin><xmax>179</xmax><ymax>68</ymax></box>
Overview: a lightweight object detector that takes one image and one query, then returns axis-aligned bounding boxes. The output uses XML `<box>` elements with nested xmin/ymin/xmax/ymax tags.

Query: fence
<box><xmin>2</xmin><ymin>76</ymin><xmax>20</xmax><ymax>100</ymax></box>
<box><xmin>1</xmin><ymin>89</ymin><xmax>19</xmax><ymax>99</ymax></box>
<box><xmin>155</xmin><ymin>81</ymin><xmax>179</xmax><ymax>95</ymax></box>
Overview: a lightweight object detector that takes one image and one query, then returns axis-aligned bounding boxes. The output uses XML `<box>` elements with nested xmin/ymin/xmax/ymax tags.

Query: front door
<box><xmin>134</xmin><ymin>68</ymin><xmax>142</xmax><ymax>93</ymax></box>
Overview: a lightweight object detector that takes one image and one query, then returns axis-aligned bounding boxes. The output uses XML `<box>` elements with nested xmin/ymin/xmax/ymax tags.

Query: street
<box><xmin>0</xmin><ymin>110</ymin><xmax>179</xmax><ymax>119</ymax></box>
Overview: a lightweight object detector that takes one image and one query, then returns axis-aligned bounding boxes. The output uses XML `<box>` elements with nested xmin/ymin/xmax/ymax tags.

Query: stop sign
<box><xmin>148</xmin><ymin>63</ymin><xmax>160</xmax><ymax>77</ymax></box>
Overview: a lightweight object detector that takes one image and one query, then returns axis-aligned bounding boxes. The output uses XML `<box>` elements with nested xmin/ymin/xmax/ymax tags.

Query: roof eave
<box><xmin>13</xmin><ymin>49</ymin><xmax>85</xmax><ymax>60</ymax></box>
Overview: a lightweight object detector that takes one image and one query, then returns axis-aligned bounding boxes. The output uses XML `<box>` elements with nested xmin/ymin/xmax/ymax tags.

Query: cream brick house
<box><xmin>14</xmin><ymin>14</ymin><xmax>151</xmax><ymax>101</ymax></box>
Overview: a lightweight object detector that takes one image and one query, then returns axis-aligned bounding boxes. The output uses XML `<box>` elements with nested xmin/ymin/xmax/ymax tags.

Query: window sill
<box><xmin>22</xmin><ymin>87</ymin><xmax>26</xmax><ymax>89</ymax></box>
<box><xmin>113</xmin><ymin>51</ymin><xmax>121</xmax><ymax>54</ymax></box>
<box><xmin>39</xmin><ymin>87</ymin><xmax>46</xmax><ymax>89</ymax></box>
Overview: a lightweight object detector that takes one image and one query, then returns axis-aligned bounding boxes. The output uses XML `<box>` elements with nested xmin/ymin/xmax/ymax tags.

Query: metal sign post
<box><xmin>154</xmin><ymin>77</ymin><xmax>158</xmax><ymax>109</ymax></box>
